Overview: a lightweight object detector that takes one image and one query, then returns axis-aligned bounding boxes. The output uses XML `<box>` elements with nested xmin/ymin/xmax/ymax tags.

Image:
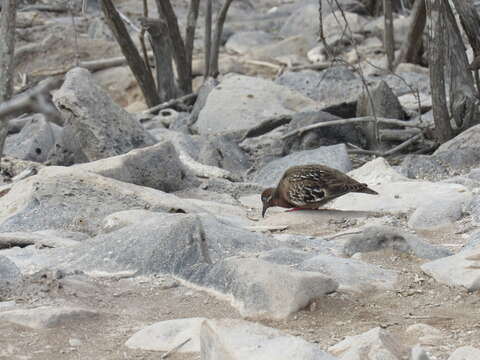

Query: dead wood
<box><xmin>240</xmin><ymin>114</ymin><xmax>292</xmax><ymax>141</ymax></box>
<box><xmin>443</xmin><ymin>0</ymin><xmax>480</xmax><ymax>131</ymax></box>
<box><xmin>379</xmin><ymin>128</ymin><xmax>422</xmax><ymax>142</ymax></box>
<box><xmin>20</xmin><ymin>4</ymin><xmax>66</xmax><ymax>12</ymax></box>
<box><xmin>426</xmin><ymin>0</ymin><xmax>454</xmax><ymax>142</ymax></box>
<box><xmin>383</xmin><ymin>0</ymin><xmax>395</xmax><ymax>71</ymax></box>
<box><xmin>395</xmin><ymin>0</ymin><xmax>426</xmax><ymax>67</ymax></box>
<box><xmin>185</xmin><ymin>0</ymin><xmax>200</xmax><ymax>78</ymax></box>
<box><xmin>141</xmin><ymin>18</ymin><xmax>177</xmax><ymax>102</ymax></box>
<box><xmin>450</xmin><ymin>0</ymin><xmax>480</xmax><ymax>98</ymax></box>
<box><xmin>143</xmin><ymin>93</ymin><xmax>197</xmax><ymax>115</ymax></box>
<box><xmin>0</xmin><ymin>0</ymin><xmax>16</xmax><ymax>103</ymax></box>
<box><xmin>348</xmin><ymin>133</ymin><xmax>423</xmax><ymax>156</ymax></box>
<box><xmin>204</xmin><ymin>0</ymin><xmax>213</xmax><ymax>78</ymax></box>
<box><xmin>281</xmin><ymin>116</ymin><xmax>422</xmax><ymax>140</ymax></box>
<box><xmin>100</xmin><ymin>0</ymin><xmax>160</xmax><ymax>107</ymax></box>
<box><xmin>0</xmin><ymin>77</ymin><xmax>63</xmax><ymax>123</ymax></box>
<box><xmin>155</xmin><ymin>0</ymin><xmax>191</xmax><ymax>94</ymax></box>
<box><xmin>209</xmin><ymin>0</ymin><xmax>234</xmax><ymax>77</ymax></box>
<box><xmin>0</xmin><ymin>0</ymin><xmax>17</xmax><ymax>155</ymax></box>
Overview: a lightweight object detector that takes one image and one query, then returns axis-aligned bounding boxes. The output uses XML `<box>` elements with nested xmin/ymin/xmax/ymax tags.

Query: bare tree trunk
<box><xmin>209</xmin><ymin>0</ymin><xmax>234</xmax><ymax>77</ymax></box>
<box><xmin>204</xmin><ymin>0</ymin><xmax>213</xmax><ymax>78</ymax></box>
<box><xmin>427</xmin><ymin>0</ymin><xmax>454</xmax><ymax>142</ymax></box>
<box><xmin>443</xmin><ymin>0</ymin><xmax>480</xmax><ymax>131</ymax></box>
<box><xmin>185</xmin><ymin>0</ymin><xmax>200</xmax><ymax>79</ymax></box>
<box><xmin>141</xmin><ymin>18</ymin><xmax>177</xmax><ymax>103</ymax></box>
<box><xmin>155</xmin><ymin>0</ymin><xmax>192</xmax><ymax>94</ymax></box>
<box><xmin>395</xmin><ymin>0</ymin><xmax>426</xmax><ymax>67</ymax></box>
<box><xmin>383</xmin><ymin>0</ymin><xmax>395</xmax><ymax>71</ymax></box>
<box><xmin>0</xmin><ymin>0</ymin><xmax>17</xmax><ymax>157</ymax></box>
<box><xmin>450</xmin><ymin>0</ymin><xmax>480</xmax><ymax>97</ymax></box>
<box><xmin>100</xmin><ymin>0</ymin><xmax>160</xmax><ymax>107</ymax></box>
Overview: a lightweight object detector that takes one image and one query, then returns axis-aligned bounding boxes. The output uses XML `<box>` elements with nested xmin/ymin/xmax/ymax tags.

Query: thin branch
<box><xmin>347</xmin><ymin>133</ymin><xmax>423</xmax><ymax>156</ymax></box>
<box><xmin>30</xmin><ymin>53</ymin><xmax>154</xmax><ymax>78</ymax></box>
<box><xmin>142</xmin><ymin>93</ymin><xmax>197</xmax><ymax>114</ymax></box>
<box><xmin>204</xmin><ymin>0</ymin><xmax>213</xmax><ymax>78</ymax></box>
<box><xmin>383</xmin><ymin>0</ymin><xmax>395</xmax><ymax>71</ymax></box>
<box><xmin>281</xmin><ymin>116</ymin><xmax>422</xmax><ymax>140</ymax></box>
<box><xmin>161</xmin><ymin>338</ymin><xmax>191</xmax><ymax>359</ymax></box>
<box><xmin>185</xmin><ymin>0</ymin><xmax>200</xmax><ymax>78</ymax></box>
<box><xmin>209</xmin><ymin>0</ymin><xmax>234</xmax><ymax>77</ymax></box>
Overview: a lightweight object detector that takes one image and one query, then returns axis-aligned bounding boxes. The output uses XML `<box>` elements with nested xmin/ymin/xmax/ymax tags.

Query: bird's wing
<box><xmin>286</xmin><ymin>180</ymin><xmax>328</xmax><ymax>206</ymax></box>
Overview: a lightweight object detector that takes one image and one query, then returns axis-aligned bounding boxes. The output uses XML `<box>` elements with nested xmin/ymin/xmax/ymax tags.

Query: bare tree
<box><xmin>395</xmin><ymin>0</ymin><xmax>426</xmax><ymax>67</ymax></box>
<box><xmin>426</xmin><ymin>0</ymin><xmax>453</xmax><ymax>142</ymax></box>
<box><xmin>209</xmin><ymin>0</ymin><xmax>234</xmax><ymax>77</ymax></box>
<box><xmin>0</xmin><ymin>0</ymin><xmax>17</xmax><ymax>156</ymax></box>
<box><xmin>155</xmin><ymin>0</ymin><xmax>191</xmax><ymax>94</ymax></box>
<box><xmin>100</xmin><ymin>0</ymin><xmax>160</xmax><ymax>107</ymax></box>
<box><xmin>383</xmin><ymin>0</ymin><xmax>395</xmax><ymax>71</ymax></box>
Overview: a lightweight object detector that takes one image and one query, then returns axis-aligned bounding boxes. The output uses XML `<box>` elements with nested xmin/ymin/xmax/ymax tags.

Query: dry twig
<box><xmin>142</xmin><ymin>93</ymin><xmax>197</xmax><ymax>114</ymax></box>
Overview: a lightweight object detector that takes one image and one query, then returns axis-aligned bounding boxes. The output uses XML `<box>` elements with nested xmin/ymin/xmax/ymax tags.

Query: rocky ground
<box><xmin>2</xmin><ymin>0</ymin><xmax>480</xmax><ymax>359</ymax></box>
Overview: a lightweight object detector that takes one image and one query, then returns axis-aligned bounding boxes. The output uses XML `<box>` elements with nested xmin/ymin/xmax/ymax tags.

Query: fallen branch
<box><xmin>281</xmin><ymin>116</ymin><xmax>422</xmax><ymax>140</ymax></box>
<box><xmin>288</xmin><ymin>62</ymin><xmax>331</xmax><ymax>72</ymax></box>
<box><xmin>348</xmin><ymin>133</ymin><xmax>423</xmax><ymax>157</ymax></box>
<box><xmin>240</xmin><ymin>114</ymin><xmax>292</xmax><ymax>141</ymax></box>
<box><xmin>379</xmin><ymin>128</ymin><xmax>422</xmax><ymax>142</ymax></box>
<box><xmin>0</xmin><ymin>77</ymin><xmax>63</xmax><ymax>121</ymax></box>
<box><xmin>20</xmin><ymin>4</ymin><xmax>67</xmax><ymax>12</ymax></box>
<box><xmin>142</xmin><ymin>93</ymin><xmax>197</xmax><ymax>114</ymax></box>
<box><xmin>161</xmin><ymin>338</ymin><xmax>191</xmax><ymax>359</ymax></box>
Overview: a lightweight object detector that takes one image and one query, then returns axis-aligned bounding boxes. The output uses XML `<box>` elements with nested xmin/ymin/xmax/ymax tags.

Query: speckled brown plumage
<box><xmin>261</xmin><ymin>164</ymin><xmax>378</xmax><ymax>217</ymax></box>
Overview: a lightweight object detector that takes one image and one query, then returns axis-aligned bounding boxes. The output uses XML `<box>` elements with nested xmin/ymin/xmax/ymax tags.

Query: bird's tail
<box><xmin>355</xmin><ymin>183</ymin><xmax>378</xmax><ymax>195</ymax></box>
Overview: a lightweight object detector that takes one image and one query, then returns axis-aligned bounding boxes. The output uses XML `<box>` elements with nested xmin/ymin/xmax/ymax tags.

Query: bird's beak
<box><xmin>262</xmin><ymin>204</ymin><xmax>267</xmax><ymax>218</ymax></box>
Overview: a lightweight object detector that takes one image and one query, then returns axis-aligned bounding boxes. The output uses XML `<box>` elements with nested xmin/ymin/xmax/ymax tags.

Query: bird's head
<box><xmin>261</xmin><ymin>188</ymin><xmax>275</xmax><ymax>218</ymax></box>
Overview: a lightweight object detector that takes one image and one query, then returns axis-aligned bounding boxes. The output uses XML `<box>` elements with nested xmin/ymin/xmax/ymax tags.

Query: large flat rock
<box><xmin>421</xmin><ymin>245</ymin><xmax>480</xmax><ymax>291</ymax></box>
<box><xmin>194</xmin><ymin>74</ymin><xmax>320</xmax><ymax>134</ymax></box>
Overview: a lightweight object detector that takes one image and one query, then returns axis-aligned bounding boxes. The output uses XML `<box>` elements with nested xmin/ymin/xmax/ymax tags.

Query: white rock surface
<box><xmin>195</xmin><ymin>75</ymin><xmax>320</xmax><ymax>134</ymax></box>
<box><xmin>421</xmin><ymin>245</ymin><xmax>480</xmax><ymax>291</ymax></box>
<box><xmin>328</xmin><ymin>327</ymin><xmax>407</xmax><ymax>360</ymax></box>
<box><xmin>125</xmin><ymin>317</ymin><xmax>205</xmax><ymax>352</ymax></box>
<box><xmin>0</xmin><ymin>306</ymin><xmax>98</xmax><ymax>329</ymax></box>
<box><xmin>448</xmin><ymin>346</ymin><xmax>480</xmax><ymax>360</ymax></box>
<box><xmin>201</xmin><ymin>319</ymin><xmax>338</xmax><ymax>360</ymax></box>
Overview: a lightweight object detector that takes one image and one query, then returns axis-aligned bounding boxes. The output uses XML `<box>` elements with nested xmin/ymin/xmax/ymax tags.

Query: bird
<box><xmin>260</xmin><ymin>164</ymin><xmax>378</xmax><ymax>217</ymax></box>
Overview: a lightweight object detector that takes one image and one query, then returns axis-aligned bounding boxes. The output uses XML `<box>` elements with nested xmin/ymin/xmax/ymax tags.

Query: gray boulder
<box><xmin>194</xmin><ymin>74</ymin><xmax>320</xmax><ymax>135</ymax></box>
<box><xmin>0</xmin><ymin>256</ymin><xmax>21</xmax><ymax>298</ymax></box>
<box><xmin>408</xmin><ymin>195</ymin><xmax>469</xmax><ymax>230</ymax></box>
<box><xmin>299</xmin><ymin>254</ymin><xmax>398</xmax><ymax>292</ymax></box>
<box><xmin>226</xmin><ymin>31</ymin><xmax>276</xmax><ymax>54</ymax></box>
<box><xmin>343</xmin><ymin>226</ymin><xmax>452</xmax><ymax>260</ymax></box>
<box><xmin>52</xmin><ymin>67</ymin><xmax>156</xmax><ymax>164</ymax></box>
<box><xmin>0</xmin><ymin>166</ymin><xmax>203</xmax><ymax>235</ymax></box>
<box><xmin>73</xmin><ymin>140</ymin><xmax>199</xmax><ymax>192</ymax></box>
<box><xmin>282</xmin><ymin>111</ymin><xmax>366</xmax><ymax>153</ymax></box>
<box><xmin>328</xmin><ymin>327</ymin><xmax>407</xmax><ymax>359</ymax></box>
<box><xmin>401</xmin><ymin>125</ymin><xmax>480</xmax><ymax>180</ymax></box>
<box><xmin>276</xmin><ymin>67</ymin><xmax>363</xmax><ymax>117</ymax></box>
<box><xmin>448</xmin><ymin>347</ymin><xmax>480</xmax><ymax>360</ymax></box>
<box><xmin>357</xmin><ymin>80</ymin><xmax>405</xmax><ymax>120</ymax></box>
<box><xmin>4</xmin><ymin>114</ymin><xmax>58</xmax><ymax>163</ymax></box>
<box><xmin>52</xmin><ymin>213</ymin><xmax>336</xmax><ymax>319</ymax></box>
<box><xmin>0</xmin><ymin>306</ymin><xmax>98</xmax><ymax>329</ymax></box>
<box><xmin>251</xmin><ymin>143</ymin><xmax>352</xmax><ymax>187</ymax></box>
<box><xmin>153</xmin><ymin>129</ymin><xmax>250</xmax><ymax>179</ymax></box>
<box><xmin>421</xmin><ymin>246</ymin><xmax>480</xmax><ymax>291</ymax></box>
<box><xmin>462</xmin><ymin>230</ymin><xmax>480</xmax><ymax>252</ymax></box>
<box><xmin>201</xmin><ymin>319</ymin><xmax>338</xmax><ymax>359</ymax></box>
